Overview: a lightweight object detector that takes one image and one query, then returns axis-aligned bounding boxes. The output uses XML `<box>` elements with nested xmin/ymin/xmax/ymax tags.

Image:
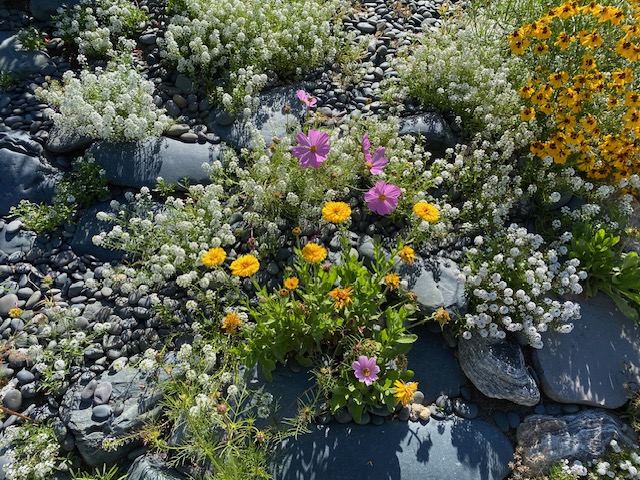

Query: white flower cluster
<box><xmin>36</xmin><ymin>59</ymin><xmax>170</xmax><ymax>142</ymax></box>
<box><xmin>94</xmin><ymin>182</ymin><xmax>236</xmax><ymax>290</ymax></box>
<box><xmin>0</xmin><ymin>424</ymin><xmax>60</xmax><ymax>480</ymax></box>
<box><xmin>459</xmin><ymin>224</ymin><xmax>585</xmax><ymax>348</ymax></box>
<box><xmin>53</xmin><ymin>0</ymin><xmax>147</xmax><ymax>57</ymax></box>
<box><xmin>157</xmin><ymin>0</ymin><xmax>343</xmax><ymax>105</ymax></box>
<box><xmin>392</xmin><ymin>12</ymin><xmax>532</xmax><ymax>141</ymax></box>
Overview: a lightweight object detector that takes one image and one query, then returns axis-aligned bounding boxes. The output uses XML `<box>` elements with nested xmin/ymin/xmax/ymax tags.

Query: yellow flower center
<box><xmin>310</xmin><ymin>145</ymin><xmax>317</xmax><ymax>153</ymax></box>
<box><xmin>378</xmin><ymin>194</ymin><xmax>387</xmax><ymax>201</ymax></box>
<box><xmin>362</xmin><ymin>367</ymin><xmax>371</xmax><ymax>376</ymax></box>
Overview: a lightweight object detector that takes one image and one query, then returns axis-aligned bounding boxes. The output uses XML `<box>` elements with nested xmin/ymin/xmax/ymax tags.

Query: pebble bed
<box><xmin>0</xmin><ymin>0</ymin><xmax>638</xmax><ymax>478</ymax></box>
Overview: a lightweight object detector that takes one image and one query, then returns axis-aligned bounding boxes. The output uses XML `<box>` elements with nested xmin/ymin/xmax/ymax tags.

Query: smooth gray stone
<box><xmin>5</xmin><ymin>220</ymin><xmax>21</xmax><ymax>234</ymax></box>
<box><xmin>24</xmin><ymin>291</ymin><xmax>42</xmax><ymax>309</ymax></box>
<box><xmin>517</xmin><ymin>410</ymin><xmax>638</xmax><ymax>475</ymax></box>
<box><xmin>458</xmin><ymin>335</ymin><xmax>540</xmax><ymax>406</ymax></box>
<box><xmin>2</xmin><ymin>388</ymin><xmax>22</xmax><ymax>410</ymax></box>
<box><xmin>80</xmin><ymin>379</ymin><xmax>97</xmax><ymax>400</ymax></box>
<box><xmin>273</xmin><ymin>417</ymin><xmax>513</xmax><ymax>480</ymax></box>
<box><xmin>531</xmin><ymin>293</ymin><xmax>640</xmax><ymax>409</ymax></box>
<box><xmin>92</xmin><ymin>404</ymin><xmax>112</xmax><ymax>420</ymax></box>
<box><xmin>492</xmin><ymin>411</ymin><xmax>510</xmax><ymax>432</ymax></box>
<box><xmin>16</xmin><ymin>368</ymin><xmax>34</xmax><ymax>384</ymax></box>
<box><xmin>89</xmin><ymin>137</ymin><xmax>222</xmax><ymax>189</ymax></box>
<box><xmin>126</xmin><ymin>455</ymin><xmax>186</xmax><ymax>480</ymax></box>
<box><xmin>0</xmin><ymin>32</ymin><xmax>55</xmax><ymax>78</ymax></box>
<box><xmin>453</xmin><ymin>399</ymin><xmax>478</xmax><ymax>419</ymax></box>
<box><xmin>0</xmin><ymin>293</ymin><xmax>18</xmax><ymax>316</ymax></box>
<box><xmin>45</xmin><ymin>125</ymin><xmax>94</xmax><ymax>154</ymax></box>
<box><xmin>0</xmin><ymin>131</ymin><xmax>58</xmax><ymax>216</ymax></box>
<box><xmin>356</xmin><ymin>21</ymin><xmax>377</xmax><ymax>33</ymax></box>
<box><xmin>398</xmin><ymin>112</ymin><xmax>458</xmax><ymax>153</ymax></box>
<box><xmin>93</xmin><ymin>381</ymin><xmax>113</xmax><ymax>405</ymax></box>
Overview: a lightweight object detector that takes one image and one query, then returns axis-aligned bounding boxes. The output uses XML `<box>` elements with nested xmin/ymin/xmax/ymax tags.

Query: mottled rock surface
<box><xmin>126</xmin><ymin>455</ymin><xmax>186</xmax><ymax>480</ymax></box>
<box><xmin>517</xmin><ymin>409</ymin><xmax>638</xmax><ymax>475</ymax></box>
<box><xmin>458</xmin><ymin>335</ymin><xmax>540</xmax><ymax>406</ymax></box>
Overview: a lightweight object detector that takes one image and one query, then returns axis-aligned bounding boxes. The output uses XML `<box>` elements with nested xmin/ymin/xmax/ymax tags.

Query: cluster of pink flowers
<box><xmin>291</xmin><ymin>97</ymin><xmax>401</xmax><ymax>215</ymax></box>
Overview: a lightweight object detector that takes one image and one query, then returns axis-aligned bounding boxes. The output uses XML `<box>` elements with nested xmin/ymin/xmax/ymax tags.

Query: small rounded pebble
<box><xmin>16</xmin><ymin>368</ymin><xmax>35</xmax><ymax>385</ymax></box>
<box><xmin>3</xmin><ymin>389</ymin><xmax>22</xmax><ymax>410</ymax></box>
<box><xmin>397</xmin><ymin>406</ymin><xmax>410</xmax><ymax>422</ymax></box>
<box><xmin>507</xmin><ymin>411</ymin><xmax>520</xmax><ymax>429</ymax></box>
<box><xmin>354</xmin><ymin>412</ymin><xmax>371</xmax><ymax>425</ymax></box>
<box><xmin>562</xmin><ymin>404</ymin><xmax>580</xmax><ymax>414</ymax></box>
<box><xmin>92</xmin><ymin>404</ymin><xmax>113</xmax><ymax>420</ymax></box>
<box><xmin>419</xmin><ymin>406</ymin><xmax>431</xmax><ymax>421</ymax></box>
<box><xmin>93</xmin><ymin>381</ymin><xmax>113</xmax><ymax>405</ymax></box>
<box><xmin>412</xmin><ymin>390</ymin><xmax>425</xmax><ymax>405</ymax></box>
<box><xmin>492</xmin><ymin>411</ymin><xmax>510</xmax><ymax>432</ymax></box>
<box><xmin>533</xmin><ymin>404</ymin><xmax>546</xmax><ymax>415</ymax></box>
<box><xmin>546</xmin><ymin>404</ymin><xmax>562</xmax><ymax>415</ymax></box>
<box><xmin>334</xmin><ymin>408</ymin><xmax>352</xmax><ymax>424</ymax></box>
<box><xmin>80</xmin><ymin>379</ymin><xmax>97</xmax><ymax>400</ymax></box>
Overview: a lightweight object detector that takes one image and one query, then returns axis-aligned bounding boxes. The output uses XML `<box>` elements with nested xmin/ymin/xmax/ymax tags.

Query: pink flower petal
<box><xmin>295</xmin><ymin>131</ymin><xmax>310</xmax><ymax>147</ymax></box>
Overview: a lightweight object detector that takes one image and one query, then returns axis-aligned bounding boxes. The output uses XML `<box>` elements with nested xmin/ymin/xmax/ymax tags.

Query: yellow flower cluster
<box><xmin>511</xmin><ymin>0</ymin><xmax>640</xmax><ymax>182</ymax></box>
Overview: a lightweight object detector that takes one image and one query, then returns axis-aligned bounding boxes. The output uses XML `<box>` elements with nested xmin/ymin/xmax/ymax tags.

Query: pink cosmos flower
<box><xmin>362</xmin><ymin>134</ymin><xmax>388</xmax><ymax>175</ymax></box>
<box><xmin>292</xmin><ymin>129</ymin><xmax>330</xmax><ymax>168</ymax></box>
<box><xmin>296</xmin><ymin>89</ymin><xmax>317</xmax><ymax>108</ymax></box>
<box><xmin>364</xmin><ymin>181</ymin><xmax>402</xmax><ymax>215</ymax></box>
<box><xmin>352</xmin><ymin>356</ymin><xmax>380</xmax><ymax>386</ymax></box>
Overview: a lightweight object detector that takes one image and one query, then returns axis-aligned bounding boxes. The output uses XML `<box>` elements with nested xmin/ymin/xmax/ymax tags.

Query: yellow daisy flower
<box><xmin>322</xmin><ymin>201</ymin><xmax>352</xmax><ymax>224</ymax></box>
<box><xmin>229</xmin><ymin>255</ymin><xmax>260</xmax><ymax>277</ymax></box>
<box><xmin>202</xmin><ymin>247</ymin><xmax>226</xmax><ymax>267</ymax></box>
<box><xmin>413</xmin><ymin>201</ymin><xmax>440</xmax><ymax>223</ymax></box>
<box><xmin>393</xmin><ymin>380</ymin><xmax>418</xmax><ymax>406</ymax></box>
<box><xmin>301</xmin><ymin>244</ymin><xmax>327</xmax><ymax>264</ymax></box>
<box><xmin>283</xmin><ymin>277</ymin><xmax>299</xmax><ymax>290</ymax></box>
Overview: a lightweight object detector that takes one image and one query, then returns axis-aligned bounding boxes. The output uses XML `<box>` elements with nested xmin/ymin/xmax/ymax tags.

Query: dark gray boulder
<box><xmin>458</xmin><ymin>334</ymin><xmax>540</xmax><ymax>406</ymax></box>
<box><xmin>88</xmin><ymin>137</ymin><xmax>222</xmax><ymax>189</ymax></box>
<box><xmin>0</xmin><ymin>32</ymin><xmax>55</xmax><ymax>78</ymax></box>
<box><xmin>516</xmin><ymin>409</ymin><xmax>638</xmax><ymax>475</ymax></box>
<box><xmin>398</xmin><ymin>112</ymin><xmax>459</xmax><ymax>153</ymax></box>
<box><xmin>207</xmin><ymin>84</ymin><xmax>309</xmax><ymax>150</ymax></box>
<box><xmin>45</xmin><ymin>125</ymin><xmax>94</xmax><ymax>154</ymax></box>
<box><xmin>0</xmin><ymin>131</ymin><xmax>58</xmax><ymax>216</ymax></box>
<box><xmin>60</xmin><ymin>366</ymin><xmax>169</xmax><ymax>466</ymax></box>
<box><xmin>126</xmin><ymin>455</ymin><xmax>186</xmax><ymax>480</ymax></box>
<box><xmin>531</xmin><ymin>293</ymin><xmax>640</xmax><ymax>409</ymax></box>
<box><xmin>272</xmin><ymin>416</ymin><xmax>513</xmax><ymax>480</ymax></box>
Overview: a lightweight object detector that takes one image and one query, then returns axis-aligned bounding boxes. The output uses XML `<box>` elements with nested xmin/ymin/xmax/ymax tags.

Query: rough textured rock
<box><xmin>0</xmin><ymin>225</ymin><xmax>35</xmax><ymax>257</ymax></box>
<box><xmin>397</xmin><ymin>257</ymin><xmax>467</xmax><ymax>315</ymax></box>
<box><xmin>89</xmin><ymin>137</ymin><xmax>222</xmax><ymax>189</ymax></box>
<box><xmin>126</xmin><ymin>455</ymin><xmax>186</xmax><ymax>480</ymax></box>
<box><xmin>398</xmin><ymin>112</ymin><xmax>458</xmax><ymax>153</ymax></box>
<box><xmin>207</xmin><ymin>84</ymin><xmax>309</xmax><ymax>150</ymax></box>
<box><xmin>517</xmin><ymin>409</ymin><xmax>638</xmax><ymax>475</ymax></box>
<box><xmin>60</xmin><ymin>367</ymin><xmax>169</xmax><ymax>466</ymax></box>
<box><xmin>273</xmin><ymin>417</ymin><xmax>513</xmax><ymax>480</ymax></box>
<box><xmin>458</xmin><ymin>335</ymin><xmax>540</xmax><ymax>406</ymax></box>
<box><xmin>531</xmin><ymin>293</ymin><xmax>640</xmax><ymax>408</ymax></box>
<box><xmin>0</xmin><ymin>131</ymin><xmax>58</xmax><ymax>216</ymax></box>
<box><xmin>0</xmin><ymin>32</ymin><xmax>55</xmax><ymax>78</ymax></box>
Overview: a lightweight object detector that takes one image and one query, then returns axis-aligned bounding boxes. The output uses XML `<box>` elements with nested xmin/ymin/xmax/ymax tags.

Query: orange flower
<box><xmin>301</xmin><ymin>243</ymin><xmax>327</xmax><ymax>263</ymax></box>
<box><xmin>328</xmin><ymin>286</ymin><xmax>353</xmax><ymax>309</ymax></box>
<box><xmin>202</xmin><ymin>247</ymin><xmax>226</xmax><ymax>267</ymax></box>
<box><xmin>393</xmin><ymin>380</ymin><xmax>418</xmax><ymax>406</ymax></box>
<box><xmin>413</xmin><ymin>202</ymin><xmax>440</xmax><ymax>223</ymax></box>
<box><xmin>230</xmin><ymin>255</ymin><xmax>260</xmax><ymax>277</ymax></box>
<box><xmin>283</xmin><ymin>277</ymin><xmax>299</xmax><ymax>290</ymax></box>
<box><xmin>222</xmin><ymin>312</ymin><xmax>242</xmax><ymax>334</ymax></box>
<box><xmin>398</xmin><ymin>246</ymin><xmax>416</xmax><ymax>265</ymax></box>
<box><xmin>384</xmin><ymin>273</ymin><xmax>401</xmax><ymax>290</ymax></box>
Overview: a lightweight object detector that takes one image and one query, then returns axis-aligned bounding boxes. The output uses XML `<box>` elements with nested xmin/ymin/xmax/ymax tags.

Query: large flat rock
<box><xmin>272</xmin><ymin>417</ymin><xmax>513</xmax><ymax>480</ymax></box>
<box><xmin>0</xmin><ymin>131</ymin><xmax>58</xmax><ymax>216</ymax></box>
<box><xmin>89</xmin><ymin>137</ymin><xmax>222</xmax><ymax>189</ymax></box>
<box><xmin>531</xmin><ymin>293</ymin><xmax>640</xmax><ymax>408</ymax></box>
<box><xmin>0</xmin><ymin>32</ymin><xmax>55</xmax><ymax>78</ymax></box>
